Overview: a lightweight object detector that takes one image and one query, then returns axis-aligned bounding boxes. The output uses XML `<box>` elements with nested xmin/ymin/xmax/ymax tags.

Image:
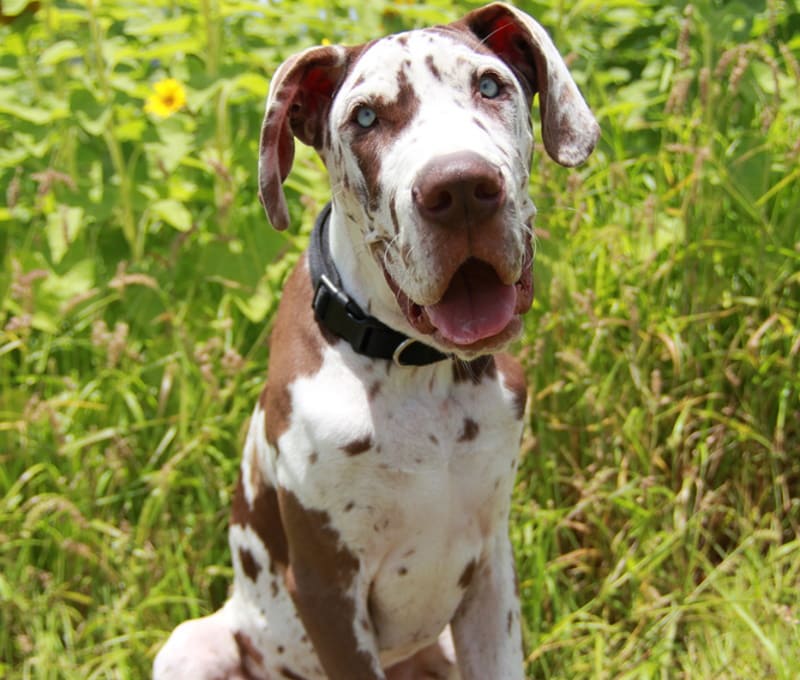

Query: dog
<box><xmin>153</xmin><ymin>3</ymin><xmax>598</xmax><ymax>678</ymax></box>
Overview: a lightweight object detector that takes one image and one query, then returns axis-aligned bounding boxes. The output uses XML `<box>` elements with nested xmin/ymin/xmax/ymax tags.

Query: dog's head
<box><xmin>259</xmin><ymin>2</ymin><xmax>599</xmax><ymax>357</ymax></box>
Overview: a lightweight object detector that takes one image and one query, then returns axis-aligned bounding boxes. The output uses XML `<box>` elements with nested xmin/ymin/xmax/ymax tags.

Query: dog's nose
<box><xmin>412</xmin><ymin>151</ymin><xmax>506</xmax><ymax>227</ymax></box>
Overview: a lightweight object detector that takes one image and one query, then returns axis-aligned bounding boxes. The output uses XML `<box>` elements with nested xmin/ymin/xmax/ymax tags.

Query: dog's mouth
<box><xmin>384</xmin><ymin>244</ymin><xmax>534</xmax><ymax>352</ymax></box>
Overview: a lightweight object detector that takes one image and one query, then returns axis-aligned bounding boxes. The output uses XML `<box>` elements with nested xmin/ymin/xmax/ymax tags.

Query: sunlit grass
<box><xmin>1</xmin><ymin>1</ymin><xmax>798</xmax><ymax>678</ymax></box>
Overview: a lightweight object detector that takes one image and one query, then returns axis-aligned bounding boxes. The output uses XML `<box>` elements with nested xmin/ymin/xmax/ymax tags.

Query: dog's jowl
<box><xmin>154</xmin><ymin>3</ymin><xmax>598</xmax><ymax>679</ymax></box>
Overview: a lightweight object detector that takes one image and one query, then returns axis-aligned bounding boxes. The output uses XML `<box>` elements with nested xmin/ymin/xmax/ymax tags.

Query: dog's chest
<box><xmin>274</xmin><ymin>347</ymin><xmax>523</xmax><ymax>654</ymax></box>
<box><xmin>281</xmin><ymin>348</ymin><xmax>522</xmax><ymax>515</ymax></box>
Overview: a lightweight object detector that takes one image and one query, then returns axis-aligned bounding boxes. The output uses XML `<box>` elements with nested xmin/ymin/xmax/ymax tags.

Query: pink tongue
<box><xmin>425</xmin><ymin>260</ymin><xmax>516</xmax><ymax>345</ymax></box>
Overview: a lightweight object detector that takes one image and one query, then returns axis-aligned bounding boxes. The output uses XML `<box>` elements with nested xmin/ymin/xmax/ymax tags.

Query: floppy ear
<box><xmin>454</xmin><ymin>2</ymin><xmax>600</xmax><ymax>167</ymax></box>
<box><xmin>258</xmin><ymin>44</ymin><xmax>361</xmax><ymax>230</ymax></box>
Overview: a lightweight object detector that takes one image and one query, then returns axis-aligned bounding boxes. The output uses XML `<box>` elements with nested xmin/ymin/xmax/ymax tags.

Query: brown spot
<box><xmin>234</xmin><ymin>630</ymin><xmax>264</xmax><ymax>669</ymax></box>
<box><xmin>238</xmin><ymin>547</ymin><xmax>262</xmax><ymax>583</ymax></box>
<box><xmin>428</xmin><ymin>434</ymin><xmax>439</xmax><ymax>445</ymax></box>
<box><xmin>496</xmin><ymin>353</ymin><xmax>527</xmax><ymax>420</ymax></box>
<box><xmin>459</xmin><ymin>559</ymin><xmax>477</xmax><ymax>589</ymax></box>
<box><xmin>309</xmin><ymin>452</ymin><xmax>319</xmax><ymax>465</ymax></box>
<box><xmin>368</xmin><ymin>380</ymin><xmax>382</xmax><ymax>400</ymax></box>
<box><xmin>507</xmin><ymin>610</ymin><xmax>514</xmax><ymax>634</ymax></box>
<box><xmin>398</xmin><ymin>566</ymin><xmax>408</xmax><ymax>576</ymax></box>
<box><xmin>280</xmin><ymin>489</ymin><xmax>374</xmax><ymax>677</ymax></box>
<box><xmin>425</xmin><ymin>54</ymin><xmax>442</xmax><ymax>80</ymax></box>
<box><xmin>458</xmin><ymin>418</ymin><xmax>479</xmax><ymax>442</ymax></box>
<box><xmin>277</xmin><ymin>645</ymin><xmax>285</xmax><ymax>654</ymax></box>
<box><xmin>259</xmin><ymin>258</ymin><xmax>336</xmax><ymax>446</ymax></box>
<box><xmin>279</xmin><ymin>667</ymin><xmax>309</xmax><ymax>680</ymax></box>
<box><xmin>231</xmin><ymin>472</ymin><xmax>289</xmax><ymax>573</ymax></box>
<box><xmin>472</xmin><ymin>116</ymin><xmax>490</xmax><ymax>135</ymax></box>
<box><xmin>341</xmin><ymin>434</ymin><xmax>372</xmax><ymax>456</ymax></box>
<box><xmin>389</xmin><ymin>195</ymin><xmax>400</xmax><ymax>235</ymax></box>
<box><xmin>452</xmin><ymin>355</ymin><xmax>496</xmax><ymax>384</ymax></box>
<box><xmin>344</xmin><ymin>501</ymin><xmax>355</xmax><ymax>512</ymax></box>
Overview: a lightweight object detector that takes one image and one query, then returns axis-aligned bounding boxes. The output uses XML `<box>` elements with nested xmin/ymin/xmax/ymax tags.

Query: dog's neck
<box><xmin>314</xmin><ymin>202</ymin><xmax>450</xmax><ymax>367</ymax></box>
<box><xmin>327</xmin><ymin>202</ymin><xmax>413</xmax><ymax>336</ymax></box>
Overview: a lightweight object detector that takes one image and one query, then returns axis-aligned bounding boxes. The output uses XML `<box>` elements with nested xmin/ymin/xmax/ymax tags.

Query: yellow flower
<box><xmin>144</xmin><ymin>78</ymin><xmax>186</xmax><ymax>118</ymax></box>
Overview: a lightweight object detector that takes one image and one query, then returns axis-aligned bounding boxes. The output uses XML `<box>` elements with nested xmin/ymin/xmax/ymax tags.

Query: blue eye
<box><xmin>356</xmin><ymin>106</ymin><xmax>377</xmax><ymax>129</ymax></box>
<box><xmin>479</xmin><ymin>74</ymin><xmax>501</xmax><ymax>99</ymax></box>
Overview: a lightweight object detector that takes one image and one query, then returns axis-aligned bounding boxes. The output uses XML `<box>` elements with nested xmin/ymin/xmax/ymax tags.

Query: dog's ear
<box><xmin>454</xmin><ymin>2</ymin><xmax>600</xmax><ymax>167</ymax></box>
<box><xmin>258</xmin><ymin>45</ymin><xmax>360</xmax><ymax>230</ymax></box>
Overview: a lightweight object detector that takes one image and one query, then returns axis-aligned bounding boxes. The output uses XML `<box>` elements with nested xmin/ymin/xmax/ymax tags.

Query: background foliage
<box><xmin>1</xmin><ymin>0</ymin><xmax>798</xmax><ymax>677</ymax></box>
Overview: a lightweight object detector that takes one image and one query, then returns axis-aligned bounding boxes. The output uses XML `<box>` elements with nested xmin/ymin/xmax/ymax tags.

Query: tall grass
<box><xmin>1</xmin><ymin>1</ymin><xmax>798</xmax><ymax>678</ymax></box>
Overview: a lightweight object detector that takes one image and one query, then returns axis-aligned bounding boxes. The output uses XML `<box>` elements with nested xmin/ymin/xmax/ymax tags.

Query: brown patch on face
<box><xmin>341</xmin><ymin>434</ymin><xmax>372</xmax><ymax>456</ymax></box>
<box><xmin>233</xmin><ymin>630</ymin><xmax>264</xmax><ymax>674</ymax></box>
<box><xmin>495</xmin><ymin>352</ymin><xmax>527</xmax><ymax>420</ymax></box>
<box><xmin>348</xmin><ymin>66</ymin><xmax>421</xmax><ymax>211</ymax></box>
<box><xmin>458</xmin><ymin>559</ymin><xmax>477</xmax><ymax>589</ymax></box>
<box><xmin>231</xmin><ymin>472</ymin><xmax>289</xmax><ymax>574</ymax></box>
<box><xmin>458</xmin><ymin>417</ymin><xmax>480</xmax><ymax>442</ymax></box>
<box><xmin>280</xmin><ymin>489</ymin><xmax>375</xmax><ymax>677</ymax></box>
<box><xmin>260</xmin><ymin>257</ymin><xmax>336</xmax><ymax>446</ymax></box>
<box><xmin>279</xmin><ymin>667</ymin><xmax>309</xmax><ymax>680</ymax></box>
<box><xmin>452</xmin><ymin>356</ymin><xmax>496</xmax><ymax>384</ymax></box>
<box><xmin>238</xmin><ymin>547</ymin><xmax>262</xmax><ymax>583</ymax></box>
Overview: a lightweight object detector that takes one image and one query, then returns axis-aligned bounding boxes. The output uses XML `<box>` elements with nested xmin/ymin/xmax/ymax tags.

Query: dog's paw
<box><xmin>153</xmin><ymin>609</ymin><xmax>252</xmax><ymax>680</ymax></box>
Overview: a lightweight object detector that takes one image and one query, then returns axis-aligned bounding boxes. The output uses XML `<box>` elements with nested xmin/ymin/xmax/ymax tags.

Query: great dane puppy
<box><xmin>154</xmin><ymin>3</ymin><xmax>598</xmax><ymax>678</ymax></box>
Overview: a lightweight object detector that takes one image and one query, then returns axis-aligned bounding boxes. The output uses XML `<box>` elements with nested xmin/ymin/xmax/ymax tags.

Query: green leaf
<box><xmin>46</xmin><ymin>206</ymin><xmax>85</xmax><ymax>264</ymax></box>
<box><xmin>33</xmin><ymin>258</ymin><xmax>96</xmax><ymax>332</ymax></box>
<box><xmin>72</xmin><ymin>90</ymin><xmax>111</xmax><ymax>136</ymax></box>
<box><xmin>152</xmin><ymin>199</ymin><xmax>192</xmax><ymax>232</ymax></box>
<box><xmin>39</xmin><ymin>40</ymin><xmax>82</xmax><ymax>66</ymax></box>
<box><xmin>3</xmin><ymin>0</ymin><xmax>29</xmax><ymax>14</ymax></box>
<box><xmin>235</xmin><ymin>73</ymin><xmax>269</xmax><ymax>97</ymax></box>
<box><xmin>232</xmin><ymin>277</ymin><xmax>274</xmax><ymax>323</ymax></box>
<box><xmin>124</xmin><ymin>14</ymin><xmax>193</xmax><ymax>37</ymax></box>
<box><xmin>0</xmin><ymin>99</ymin><xmax>68</xmax><ymax>125</ymax></box>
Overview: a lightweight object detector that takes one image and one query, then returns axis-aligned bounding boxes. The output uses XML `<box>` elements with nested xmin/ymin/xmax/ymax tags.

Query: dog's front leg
<box><xmin>280</xmin><ymin>487</ymin><xmax>384</xmax><ymax>680</ymax></box>
<box><xmin>451</xmin><ymin>530</ymin><xmax>525</xmax><ymax>680</ymax></box>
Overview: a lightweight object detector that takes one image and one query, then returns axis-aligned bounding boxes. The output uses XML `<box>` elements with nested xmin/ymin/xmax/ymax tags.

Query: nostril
<box><xmin>413</xmin><ymin>186</ymin><xmax>454</xmax><ymax>215</ymax></box>
<box><xmin>475</xmin><ymin>180</ymin><xmax>502</xmax><ymax>202</ymax></box>
<box><xmin>428</xmin><ymin>190</ymin><xmax>453</xmax><ymax>213</ymax></box>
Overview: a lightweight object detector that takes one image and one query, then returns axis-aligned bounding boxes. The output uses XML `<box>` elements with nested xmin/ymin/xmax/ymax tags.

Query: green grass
<box><xmin>1</xmin><ymin>0</ymin><xmax>798</xmax><ymax>678</ymax></box>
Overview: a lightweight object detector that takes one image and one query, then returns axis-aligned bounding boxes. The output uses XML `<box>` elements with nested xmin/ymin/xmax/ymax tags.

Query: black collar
<box><xmin>309</xmin><ymin>203</ymin><xmax>450</xmax><ymax>367</ymax></box>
